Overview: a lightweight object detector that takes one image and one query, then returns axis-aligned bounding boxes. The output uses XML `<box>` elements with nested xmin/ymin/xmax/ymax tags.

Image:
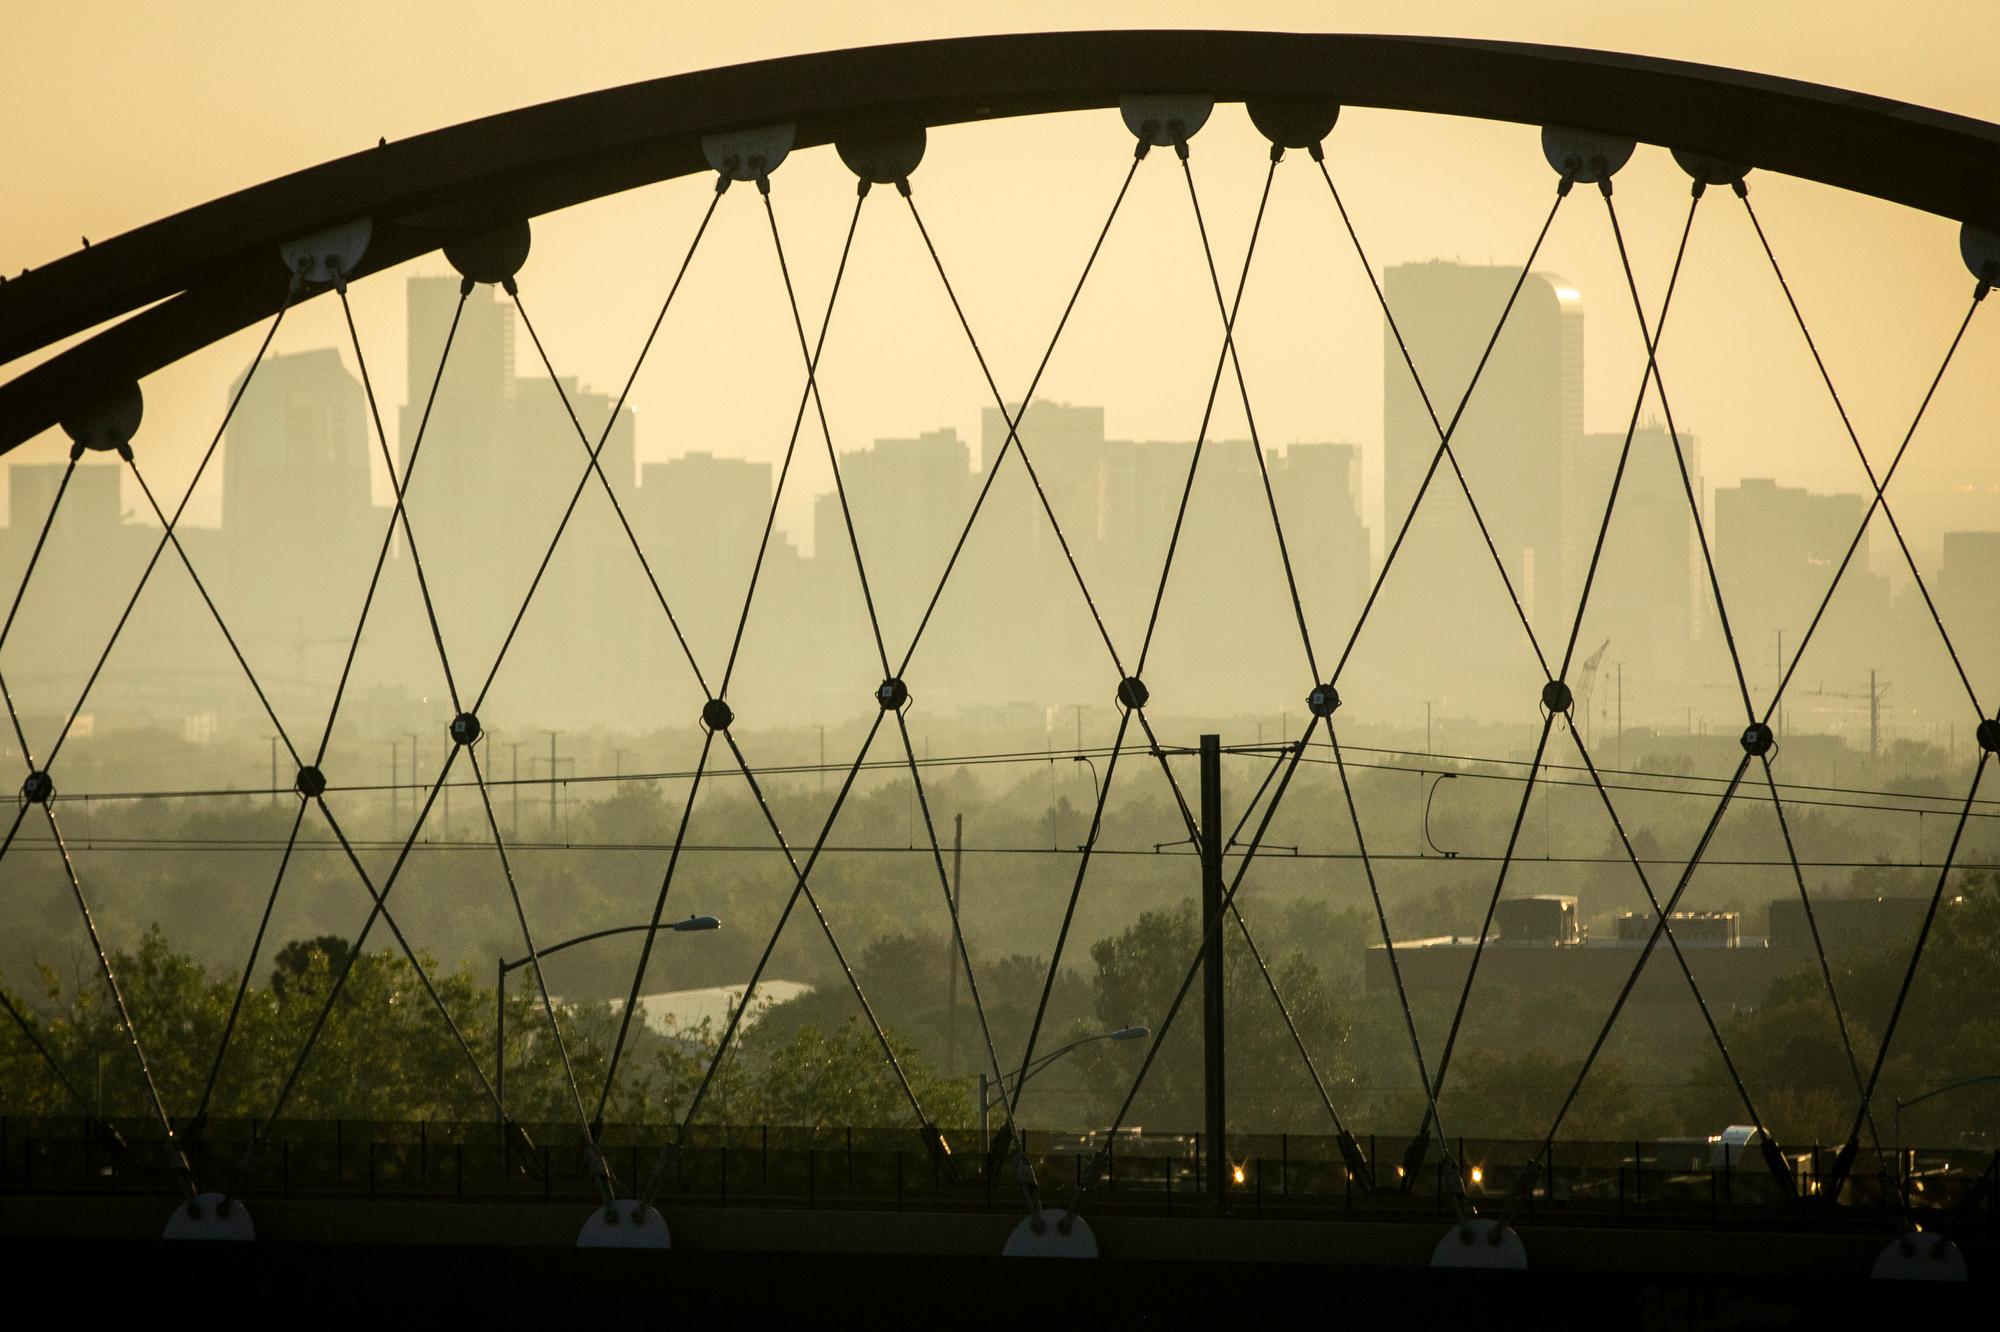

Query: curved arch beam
<box><xmin>5</xmin><ymin>29</ymin><xmax>2000</xmax><ymax>454</ymax></box>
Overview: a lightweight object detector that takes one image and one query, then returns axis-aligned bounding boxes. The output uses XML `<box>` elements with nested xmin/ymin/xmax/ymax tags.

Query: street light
<box><xmin>1893</xmin><ymin>1073</ymin><xmax>2000</xmax><ymax>1194</ymax></box>
<box><xmin>1071</xmin><ymin>756</ymin><xmax>1101</xmax><ymax>846</ymax></box>
<box><xmin>978</xmin><ymin>1025</ymin><xmax>1147</xmax><ymax>1152</ymax></box>
<box><xmin>495</xmin><ymin>915</ymin><xmax>720</xmax><ymax>1134</ymax></box>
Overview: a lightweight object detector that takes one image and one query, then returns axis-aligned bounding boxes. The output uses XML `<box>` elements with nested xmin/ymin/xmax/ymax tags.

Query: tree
<box><xmin>1073</xmin><ymin>900</ymin><xmax>1352</xmax><ymax>1133</ymax></box>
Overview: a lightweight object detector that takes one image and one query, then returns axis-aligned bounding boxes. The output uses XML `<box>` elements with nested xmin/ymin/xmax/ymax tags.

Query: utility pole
<box><xmin>1775</xmin><ymin>630</ymin><xmax>1785</xmax><ymax>738</ymax></box>
<box><xmin>1870</xmin><ymin>668</ymin><xmax>1880</xmax><ymax>764</ymax></box>
<box><xmin>1198</xmin><ymin>733</ymin><xmax>1226</xmax><ymax>1212</ymax></box>
<box><xmin>269</xmin><ymin>736</ymin><xmax>278</xmax><ymax>806</ymax></box>
<box><xmin>409</xmin><ymin>731</ymin><xmax>425</xmax><ymax>828</ymax></box>
<box><xmin>388</xmin><ymin>740</ymin><xmax>399</xmax><ymax>826</ymax></box>
<box><xmin>1616</xmin><ymin>662</ymin><xmax>1624</xmax><ymax>770</ymax></box>
<box><xmin>947</xmin><ymin>813</ymin><xmax>963</xmax><ymax>1078</ymax></box>
<box><xmin>508</xmin><ymin>741</ymin><xmax>523</xmax><ymax>839</ymax></box>
<box><xmin>546</xmin><ymin>730</ymin><xmax>560</xmax><ymax>832</ymax></box>
<box><xmin>1425</xmin><ymin>701</ymin><xmax>1433</xmax><ymax>756</ymax></box>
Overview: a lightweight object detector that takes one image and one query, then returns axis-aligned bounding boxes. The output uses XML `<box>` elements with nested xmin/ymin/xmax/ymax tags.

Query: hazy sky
<box><xmin>5</xmin><ymin>2</ymin><xmax>1999</xmax><ymax>559</ymax></box>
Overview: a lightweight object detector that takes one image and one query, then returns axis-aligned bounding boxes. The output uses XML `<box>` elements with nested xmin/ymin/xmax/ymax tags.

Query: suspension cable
<box><xmin>1426</xmin><ymin>185</ymin><xmax>1702</xmax><ymax>1115</ymax></box>
<box><xmin>1827</xmin><ymin>752</ymin><xmax>1991</xmax><ymax>1194</ymax></box>
<box><xmin>1765</xmin><ymin>289</ymin><xmax>1984</xmax><ymax>722</ymax></box>
<box><xmin>1495</xmin><ymin>753</ymin><xmax>1752</xmax><ymax>1228</ymax></box>
<box><xmin>310</xmin><ymin>284</ymin><xmax>467</xmax><ymax>762</ymax></box>
<box><xmin>593</xmin><ymin>726</ymin><xmax>718</xmax><ymax>1126</ymax></box>
<box><xmin>190</xmin><ymin>798</ymin><xmax>308</xmax><ymax>1126</ymax></box>
<box><xmin>1740</xmin><ymin>190</ymin><xmax>1986</xmax><ymax>720</ymax></box>
<box><xmin>1321</xmin><ymin>164</ymin><xmax>1569</xmax><ymax>684</ymax></box>
<box><xmin>40</xmin><ymin>801</ymin><xmax>195</xmax><ymax>1195</ymax></box>
<box><xmin>464</xmin><ymin>741</ymin><xmax>612</xmax><ymax>1202</ymax></box>
<box><xmin>893</xmin><ymin>164</ymin><xmax>1141</xmax><ymax>678</ymax></box>
<box><xmin>1068</xmin><ymin>716</ymin><xmax>1320</xmax><ymax>1219</ymax></box>
<box><xmin>335</xmin><ymin>283</ymin><xmax>462</xmax><ymax>716</ymax></box>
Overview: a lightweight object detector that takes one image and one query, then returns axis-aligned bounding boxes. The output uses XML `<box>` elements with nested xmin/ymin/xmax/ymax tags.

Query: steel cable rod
<box><xmin>334</xmin><ymin>284</ymin><xmax>463</xmax><ymax>717</ymax></box>
<box><xmin>1321</xmin><ymin>168</ymin><xmax>1569</xmax><ymax>684</ymax></box>
<box><xmin>39</xmin><ymin>801</ymin><xmax>195</xmax><ymax>1196</ymax></box>
<box><xmin>1009</xmin><ymin>706</ymin><xmax>1137</xmax><ymax>1122</ymax></box>
<box><xmin>1209</xmin><ymin>733</ymin><xmax>1353</xmax><ymax>1136</ymax></box>
<box><xmin>244</xmin><ymin>748</ymin><xmax>472</xmax><ymax>1157</ymax></box>
<box><xmin>0</xmin><ymin>456</ymin><xmax>75</xmax><ymax>657</ymax></box>
<box><xmin>1740</xmin><ymin>191</ymin><xmax>1986</xmax><ymax>721</ymax></box>
<box><xmin>1131</xmin><ymin>148</ymin><xmax>1278</xmax><ymax>679</ymax></box>
<box><xmin>1763</xmin><ymin>290</ymin><xmax>1984</xmax><ymax>724</ymax></box>
<box><xmin>0</xmin><ymin>670</ymin><xmax>33</xmax><ymax>798</ymax></box>
<box><xmin>309</xmin><ymin>286</ymin><xmax>468</xmax><ymax>763</ymax></box>
<box><xmin>484</xmin><ymin>189</ymin><xmax>725</xmax><ymax>708</ymax></box>
<box><xmin>1495</xmin><ymin>753</ymin><xmax>1752</xmax><ymax>1229</ymax></box>
<box><xmin>36</xmin><ymin>299</ymin><xmax>294</xmax><ymax>774</ymax></box>
<box><xmin>124</xmin><ymin>460</ymin><xmax>302</xmax><ymax>768</ymax></box>
<box><xmin>189</xmin><ymin>797</ymin><xmax>309</xmax><ymax>1127</ymax></box>
<box><xmin>765</xmin><ymin>186</ymin><xmax>893</xmax><ymax>679</ymax></box>
<box><xmin>1185</xmin><ymin>149</ymin><xmax>1321</xmax><ymax>681</ymax></box>
<box><xmin>716</xmin><ymin>727</ymin><xmax>928</xmax><ymax>1125</ymax></box>
<box><xmin>1067</xmin><ymin>715</ymin><xmax>1320</xmax><ymax>1221</ymax></box>
<box><xmin>652</xmin><ymin>711</ymin><xmax>889</xmax><ymax>1200</ymax></box>
<box><xmin>888</xmin><ymin>707</ymin><xmax>1031</xmax><ymax>1181</ymax></box>
<box><xmin>593</xmin><ymin>726</ymin><xmax>717</xmax><ymax>1127</ymax></box>
<box><xmin>1604</xmin><ymin>187</ymin><xmax>1754</xmax><ymax>717</ymax></box>
<box><xmin>718</xmin><ymin>182</ymin><xmax>865</xmax><ymax>696</ymax></box>
<box><xmin>1756</xmin><ymin>750</ymin><xmax>1904</xmax><ymax>1228</ymax></box>
<box><xmin>309</xmin><ymin>790</ymin><xmax>505</xmax><ymax>1110</ymax></box>
<box><xmin>0</xmin><ymin>980</ymin><xmax>100</xmax><ymax>1122</ymax></box>
<box><xmin>1329</xmin><ymin>721</ymin><xmax>1467</xmax><ymax>1215</ymax></box>
<box><xmin>1421</xmin><ymin>711</ymin><xmax>1557</xmax><ymax>1109</ymax></box>
<box><xmin>490</xmin><ymin>278</ymin><xmax>721</xmax><ymax>709</ymax></box>
<box><xmin>1423</xmin><ymin>186</ymin><xmax>1702</xmax><ymax>1119</ymax></box>
<box><xmin>1320</xmin><ymin>150</ymin><xmax>1560</xmax><ymax>685</ymax></box>
<box><xmin>1565</xmin><ymin>724</ymin><xmax>1774</xmax><ymax>1135</ymax></box>
<box><xmin>463</xmin><ymin>741</ymin><xmax>611</xmax><ymax>1202</ymax></box>
<box><xmin>1226</xmin><ymin>894</ymin><xmax>1351</xmax><ymax>1137</ymax></box>
<box><xmin>1826</xmin><ymin>752</ymin><xmax>1991</xmax><ymax>1195</ymax></box>
<box><xmin>891</xmin><ymin>164</ymin><xmax>1141</xmax><ymax>679</ymax></box>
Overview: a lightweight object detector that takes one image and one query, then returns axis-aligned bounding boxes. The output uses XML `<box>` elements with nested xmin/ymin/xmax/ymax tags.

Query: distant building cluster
<box><xmin>0</xmin><ymin>263</ymin><xmax>1989</xmax><ymax>743</ymax></box>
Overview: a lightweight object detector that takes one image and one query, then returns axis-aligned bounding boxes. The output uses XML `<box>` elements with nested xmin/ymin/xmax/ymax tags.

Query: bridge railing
<box><xmin>3</xmin><ymin>1117</ymin><xmax>1991</xmax><ymax>1235</ymax></box>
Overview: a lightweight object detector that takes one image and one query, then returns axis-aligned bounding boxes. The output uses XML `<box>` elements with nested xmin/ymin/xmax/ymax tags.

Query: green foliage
<box><xmin>1072</xmin><ymin>899</ymin><xmax>1352</xmax><ymax>1133</ymax></box>
<box><xmin>0</xmin><ymin>931</ymin><xmax>965</xmax><ymax>1132</ymax></box>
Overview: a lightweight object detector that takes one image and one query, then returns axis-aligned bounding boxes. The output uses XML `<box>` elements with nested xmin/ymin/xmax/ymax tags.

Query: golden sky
<box><xmin>4</xmin><ymin>2</ymin><xmax>1997</xmax><ymax>558</ymax></box>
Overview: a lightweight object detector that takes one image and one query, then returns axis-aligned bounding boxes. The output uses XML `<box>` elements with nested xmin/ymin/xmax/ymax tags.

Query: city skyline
<box><xmin>0</xmin><ymin>259</ymin><xmax>1983</xmax><ymax>750</ymax></box>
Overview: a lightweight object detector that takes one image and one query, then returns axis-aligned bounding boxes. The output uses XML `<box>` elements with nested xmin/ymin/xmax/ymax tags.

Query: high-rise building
<box><xmin>1379</xmin><ymin>263</ymin><xmax>1582</xmax><ymax>701</ymax></box>
<box><xmin>223</xmin><ymin>349</ymin><xmax>372</xmax><ymax>572</ymax></box>
<box><xmin>1566</xmin><ymin>423</ymin><xmax>1705</xmax><ymax>686</ymax></box>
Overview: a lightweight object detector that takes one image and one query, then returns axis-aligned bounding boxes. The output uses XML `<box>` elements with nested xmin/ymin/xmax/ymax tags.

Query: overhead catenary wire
<box><xmin>25</xmin><ymin>736</ymin><xmax>2000</xmax><ymax>824</ymax></box>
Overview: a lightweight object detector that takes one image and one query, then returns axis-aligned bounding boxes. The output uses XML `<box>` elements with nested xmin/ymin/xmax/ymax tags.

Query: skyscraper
<box><xmin>1379</xmin><ymin>263</ymin><xmax>1582</xmax><ymax>698</ymax></box>
<box><xmin>223</xmin><ymin>348</ymin><xmax>372</xmax><ymax>571</ymax></box>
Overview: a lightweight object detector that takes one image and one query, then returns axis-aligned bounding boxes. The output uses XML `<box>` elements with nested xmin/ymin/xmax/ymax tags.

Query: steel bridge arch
<box><xmin>6</xmin><ymin>28</ymin><xmax>2000</xmax><ymax>452</ymax></box>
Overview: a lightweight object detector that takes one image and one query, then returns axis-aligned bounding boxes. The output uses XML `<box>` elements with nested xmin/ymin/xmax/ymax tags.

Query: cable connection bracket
<box><xmin>59</xmin><ymin>380</ymin><xmax>142</xmax><ymax>461</ymax></box>
<box><xmin>279</xmin><ymin>217</ymin><xmax>372</xmax><ymax>290</ymax></box>
<box><xmin>445</xmin><ymin>220</ymin><xmax>531</xmax><ymax>288</ymax></box>
<box><xmin>1119</xmin><ymin>94</ymin><xmax>1214</xmax><ymax>151</ymax></box>
<box><xmin>1542</xmin><ymin>127</ymin><xmax>1635</xmax><ymax>184</ymax></box>
<box><xmin>1247</xmin><ymin>97</ymin><xmax>1340</xmax><ymax>153</ymax></box>
<box><xmin>702</xmin><ymin>123</ymin><xmax>795</xmax><ymax>183</ymax></box>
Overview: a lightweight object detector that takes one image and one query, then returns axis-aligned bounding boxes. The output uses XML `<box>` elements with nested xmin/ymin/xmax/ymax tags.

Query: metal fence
<box><xmin>5</xmin><ymin>1117</ymin><xmax>1991</xmax><ymax>1237</ymax></box>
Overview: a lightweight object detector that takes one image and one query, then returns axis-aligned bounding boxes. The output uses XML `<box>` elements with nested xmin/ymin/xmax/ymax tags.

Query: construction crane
<box><xmin>1572</xmin><ymin>638</ymin><xmax>1610</xmax><ymax>742</ymax></box>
